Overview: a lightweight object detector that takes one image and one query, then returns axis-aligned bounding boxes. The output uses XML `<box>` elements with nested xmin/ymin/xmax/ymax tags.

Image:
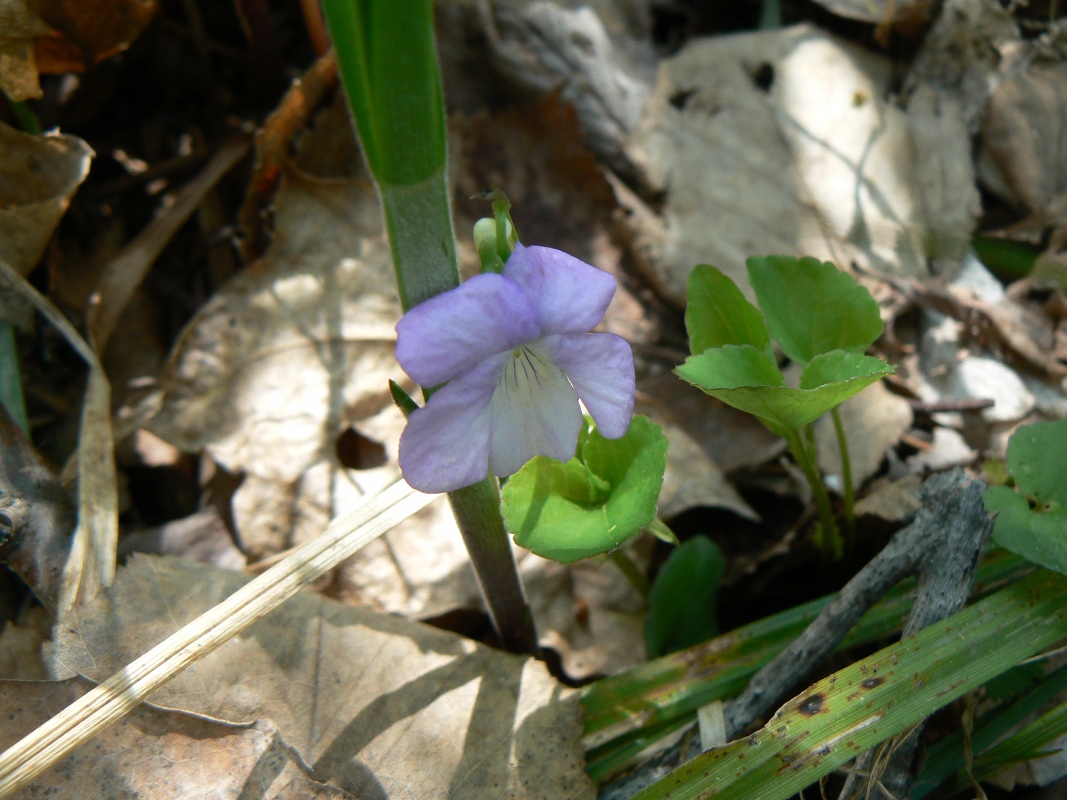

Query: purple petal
<box><xmin>488</xmin><ymin>345</ymin><xmax>584</xmax><ymax>476</ymax></box>
<box><xmin>503</xmin><ymin>244</ymin><xmax>616</xmax><ymax>336</ymax></box>
<box><xmin>398</xmin><ymin>355</ymin><xmax>505</xmax><ymax>493</ymax></box>
<box><xmin>396</xmin><ymin>273</ymin><xmax>539</xmax><ymax>387</ymax></box>
<box><xmin>541</xmin><ymin>333</ymin><xmax>635</xmax><ymax>438</ymax></box>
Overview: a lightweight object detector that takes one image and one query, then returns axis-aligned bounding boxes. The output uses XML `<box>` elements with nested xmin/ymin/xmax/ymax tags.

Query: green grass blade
<box><xmin>631</xmin><ymin>569</ymin><xmax>1067</xmax><ymax>800</ymax></box>
<box><xmin>582</xmin><ymin>550</ymin><xmax>1029</xmax><ymax>762</ymax></box>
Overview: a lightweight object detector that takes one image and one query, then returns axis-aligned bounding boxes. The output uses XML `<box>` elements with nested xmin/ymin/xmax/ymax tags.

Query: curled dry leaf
<box><xmin>0</xmin><ymin>679</ymin><xmax>350</xmax><ymax>798</ymax></box>
<box><xmin>0</xmin><ymin>120</ymin><xmax>92</xmax><ymax>281</ymax></box>
<box><xmin>46</xmin><ymin>555</ymin><xmax>595</xmax><ymax>800</ymax></box>
<box><xmin>32</xmin><ymin>0</ymin><xmax>157</xmax><ymax>74</ymax></box>
<box><xmin>0</xmin><ymin>0</ymin><xmax>52</xmax><ymax>99</ymax></box>
<box><xmin>0</xmin><ymin>0</ymin><xmax>157</xmax><ymax>100</ymax></box>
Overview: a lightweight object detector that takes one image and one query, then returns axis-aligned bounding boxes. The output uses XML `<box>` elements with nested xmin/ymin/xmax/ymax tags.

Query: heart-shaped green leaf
<box><xmin>747</xmin><ymin>255</ymin><xmax>883</xmax><ymax>364</ymax></box>
<box><xmin>985</xmin><ymin>486</ymin><xmax>1067</xmax><ymax>575</ymax></box>
<box><xmin>1005</xmin><ymin>420</ymin><xmax>1067</xmax><ymax>509</ymax></box>
<box><xmin>685</xmin><ymin>265</ymin><xmax>771</xmax><ymax>355</ymax></box>
<box><xmin>502</xmin><ymin>415</ymin><xmax>668</xmax><ymax>564</ymax></box>
<box><xmin>984</xmin><ymin>420</ymin><xmax>1067</xmax><ymax>575</ymax></box>
<box><xmin>675</xmin><ymin>346</ymin><xmax>892</xmax><ymax>435</ymax></box>
<box><xmin>645</xmin><ymin>535</ymin><xmax>725</xmax><ymax>658</ymax></box>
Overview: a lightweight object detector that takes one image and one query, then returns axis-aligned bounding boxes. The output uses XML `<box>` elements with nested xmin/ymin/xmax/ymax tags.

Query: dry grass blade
<box><xmin>0</xmin><ymin>256</ymin><xmax>117</xmax><ymax>613</ymax></box>
<box><xmin>0</xmin><ymin>479</ymin><xmax>435</xmax><ymax>797</ymax></box>
<box><xmin>86</xmin><ymin>134</ymin><xmax>251</xmax><ymax>355</ymax></box>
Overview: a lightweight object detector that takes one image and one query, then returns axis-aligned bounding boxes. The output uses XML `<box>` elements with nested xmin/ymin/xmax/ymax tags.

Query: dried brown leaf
<box><xmin>46</xmin><ymin>555</ymin><xmax>595</xmax><ymax>800</ymax></box>
<box><xmin>0</xmin><ymin>679</ymin><xmax>351</xmax><ymax>798</ymax></box>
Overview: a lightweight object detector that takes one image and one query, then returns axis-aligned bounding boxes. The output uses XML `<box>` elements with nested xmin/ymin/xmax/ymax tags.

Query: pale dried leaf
<box><xmin>46</xmin><ymin>555</ymin><xmax>595</xmax><ymax>800</ymax></box>
<box><xmin>981</xmin><ymin>56</ymin><xmax>1067</xmax><ymax>213</ymax></box>
<box><xmin>771</xmin><ymin>29</ymin><xmax>927</xmax><ymax>277</ymax></box>
<box><xmin>0</xmin><ymin>679</ymin><xmax>350</xmax><ymax>798</ymax></box>
<box><xmin>816</xmin><ymin>381</ymin><xmax>914</xmax><ymax>488</ymax></box>
<box><xmin>623</xmin><ymin>25</ymin><xmax>928</xmax><ymax>307</ymax></box>
<box><xmin>854</xmin><ymin>474</ymin><xmax>923</xmax><ymax>523</ymax></box>
<box><xmin>906</xmin><ymin>82</ymin><xmax>982</xmax><ymax>270</ymax></box>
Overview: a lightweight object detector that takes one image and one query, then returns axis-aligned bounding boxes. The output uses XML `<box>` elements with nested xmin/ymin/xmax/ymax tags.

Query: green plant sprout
<box><xmin>676</xmin><ymin>256</ymin><xmax>892</xmax><ymax>558</ymax></box>
<box><xmin>984</xmin><ymin>419</ymin><xmax>1067</xmax><ymax>574</ymax></box>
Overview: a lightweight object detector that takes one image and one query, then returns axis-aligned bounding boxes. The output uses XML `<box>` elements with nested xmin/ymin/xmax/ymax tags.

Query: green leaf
<box><xmin>674</xmin><ymin>345</ymin><xmax>784</xmax><ymax>390</ymax></box>
<box><xmin>323</xmin><ymin>0</ymin><xmax>446</xmax><ymax>187</ymax></box>
<box><xmin>984</xmin><ymin>421</ymin><xmax>1067</xmax><ymax>576</ymax></box>
<box><xmin>986</xmin><ymin>486</ymin><xmax>1067</xmax><ymax>575</ymax></box>
<box><xmin>502</xmin><ymin>416</ymin><xmax>668</xmax><ymax>564</ymax></box>
<box><xmin>685</xmin><ymin>265</ymin><xmax>771</xmax><ymax>355</ymax></box>
<box><xmin>799</xmin><ymin>350</ymin><xmax>893</xmax><ymax>390</ymax></box>
<box><xmin>747</xmin><ymin>255</ymin><xmax>883</xmax><ymax>364</ymax></box>
<box><xmin>1005</xmin><ymin>419</ymin><xmax>1067</xmax><ymax>509</ymax></box>
<box><xmin>675</xmin><ymin>346</ymin><xmax>891</xmax><ymax>435</ymax></box>
<box><xmin>645</xmin><ymin>536</ymin><xmax>725</xmax><ymax>658</ymax></box>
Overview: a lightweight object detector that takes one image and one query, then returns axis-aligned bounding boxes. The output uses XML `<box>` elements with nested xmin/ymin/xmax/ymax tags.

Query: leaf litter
<box><xmin>7</xmin><ymin>0</ymin><xmax>1067</xmax><ymax>797</ymax></box>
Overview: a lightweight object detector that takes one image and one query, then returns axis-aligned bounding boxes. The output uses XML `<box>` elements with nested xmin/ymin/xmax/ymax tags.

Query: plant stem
<box><xmin>830</xmin><ymin>406</ymin><xmax>855</xmax><ymax>546</ymax></box>
<box><xmin>786</xmin><ymin>428</ymin><xmax>842</xmax><ymax>559</ymax></box>
<box><xmin>611</xmin><ymin>549</ymin><xmax>650</xmax><ymax>601</ymax></box>
<box><xmin>449</xmin><ymin>478</ymin><xmax>540</xmax><ymax>655</ymax></box>
<box><xmin>380</xmin><ymin>177</ymin><xmax>459</xmax><ymax>310</ymax></box>
<box><xmin>323</xmin><ymin>0</ymin><xmax>541</xmax><ymax>655</ymax></box>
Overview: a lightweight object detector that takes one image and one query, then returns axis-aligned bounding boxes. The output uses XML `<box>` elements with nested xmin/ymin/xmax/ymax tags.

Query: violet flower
<box><xmin>396</xmin><ymin>244</ymin><xmax>636</xmax><ymax>493</ymax></box>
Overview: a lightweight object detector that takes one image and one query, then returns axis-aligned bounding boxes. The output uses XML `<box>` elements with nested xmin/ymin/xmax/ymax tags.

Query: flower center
<box><xmin>497</xmin><ymin>345</ymin><xmax>563</xmax><ymax>409</ymax></box>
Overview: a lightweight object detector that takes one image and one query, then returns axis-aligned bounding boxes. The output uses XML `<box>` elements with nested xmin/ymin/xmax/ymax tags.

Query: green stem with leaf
<box><xmin>321</xmin><ymin>0</ymin><xmax>539</xmax><ymax>654</ymax></box>
<box><xmin>830</xmin><ymin>407</ymin><xmax>855</xmax><ymax>545</ymax></box>
<box><xmin>785</xmin><ymin>427</ymin><xmax>841</xmax><ymax>560</ymax></box>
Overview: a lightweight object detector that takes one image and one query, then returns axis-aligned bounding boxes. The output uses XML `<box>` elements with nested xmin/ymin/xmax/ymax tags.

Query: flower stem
<box><xmin>325</xmin><ymin>0</ymin><xmax>539</xmax><ymax>655</ymax></box>
<box><xmin>610</xmin><ymin>549</ymin><xmax>650</xmax><ymax>601</ymax></box>
<box><xmin>830</xmin><ymin>406</ymin><xmax>855</xmax><ymax>547</ymax></box>
<box><xmin>786</xmin><ymin>427</ymin><xmax>842</xmax><ymax>560</ymax></box>
<box><xmin>449</xmin><ymin>478</ymin><xmax>540</xmax><ymax>655</ymax></box>
<box><xmin>380</xmin><ymin>177</ymin><xmax>459</xmax><ymax>311</ymax></box>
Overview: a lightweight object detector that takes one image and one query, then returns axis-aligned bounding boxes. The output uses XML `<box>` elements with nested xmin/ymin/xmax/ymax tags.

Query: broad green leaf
<box><xmin>747</xmin><ymin>255</ymin><xmax>883</xmax><ymax>364</ymax></box>
<box><xmin>674</xmin><ymin>345</ymin><xmax>783</xmax><ymax>390</ymax></box>
<box><xmin>799</xmin><ymin>350</ymin><xmax>893</xmax><ymax>390</ymax></box>
<box><xmin>632</xmin><ymin>569</ymin><xmax>1067</xmax><ymax>800</ymax></box>
<box><xmin>502</xmin><ymin>416</ymin><xmax>668</xmax><ymax>564</ymax></box>
<box><xmin>675</xmin><ymin>347</ymin><xmax>891</xmax><ymax>434</ymax></box>
<box><xmin>685</xmin><ymin>265</ymin><xmax>771</xmax><ymax>355</ymax></box>
<box><xmin>645</xmin><ymin>536</ymin><xmax>725</xmax><ymax>658</ymax></box>
<box><xmin>984</xmin><ymin>421</ymin><xmax>1067</xmax><ymax>576</ymax></box>
<box><xmin>1005</xmin><ymin>419</ymin><xmax>1067</xmax><ymax>508</ymax></box>
<box><xmin>986</xmin><ymin>486</ymin><xmax>1067</xmax><ymax>575</ymax></box>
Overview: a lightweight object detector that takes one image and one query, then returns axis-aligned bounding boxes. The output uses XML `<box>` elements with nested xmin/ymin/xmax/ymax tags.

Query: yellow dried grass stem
<box><xmin>0</xmin><ymin>480</ymin><xmax>436</xmax><ymax>797</ymax></box>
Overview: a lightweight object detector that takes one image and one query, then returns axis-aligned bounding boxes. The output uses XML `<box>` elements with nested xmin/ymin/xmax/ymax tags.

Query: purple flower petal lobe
<box><xmin>396</xmin><ymin>273</ymin><xmax>539</xmax><ymax>387</ymax></box>
<box><xmin>542</xmin><ymin>333</ymin><xmax>635</xmax><ymax>438</ymax></box>
<box><xmin>488</xmin><ymin>345</ymin><xmax>583</xmax><ymax>476</ymax></box>
<box><xmin>503</xmin><ymin>244</ymin><xmax>616</xmax><ymax>336</ymax></box>
<box><xmin>398</xmin><ymin>355</ymin><xmax>504</xmax><ymax>492</ymax></box>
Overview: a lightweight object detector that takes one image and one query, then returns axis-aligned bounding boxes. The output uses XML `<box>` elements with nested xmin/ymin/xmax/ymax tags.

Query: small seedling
<box><xmin>676</xmin><ymin>256</ymin><xmax>893</xmax><ymax>558</ymax></box>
